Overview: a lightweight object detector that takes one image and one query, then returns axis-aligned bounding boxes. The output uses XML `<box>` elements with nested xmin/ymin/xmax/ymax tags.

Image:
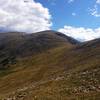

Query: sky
<box><xmin>37</xmin><ymin>0</ymin><xmax>100</xmax><ymax>29</ymax></box>
<box><xmin>0</xmin><ymin>0</ymin><xmax>100</xmax><ymax>41</ymax></box>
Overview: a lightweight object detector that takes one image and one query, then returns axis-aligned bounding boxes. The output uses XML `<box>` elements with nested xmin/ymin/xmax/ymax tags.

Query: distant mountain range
<box><xmin>0</xmin><ymin>30</ymin><xmax>100</xmax><ymax>100</ymax></box>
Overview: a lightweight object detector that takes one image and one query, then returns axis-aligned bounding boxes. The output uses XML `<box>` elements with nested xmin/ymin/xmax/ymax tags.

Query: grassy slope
<box><xmin>0</xmin><ymin>32</ymin><xmax>100</xmax><ymax>99</ymax></box>
<box><xmin>0</xmin><ymin>31</ymin><xmax>76</xmax><ymax>70</ymax></box>
<box><xmin>0</xmin><ymin>40</ymin><xmax>100</xmax><ymax>99</ymax></box>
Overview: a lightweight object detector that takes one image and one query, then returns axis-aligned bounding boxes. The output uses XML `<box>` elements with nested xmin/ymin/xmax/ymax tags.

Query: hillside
<box><xmin>0</xmin><ymin>31</ymin><xmax>100</xmax><ymax>100</ymax></box>
<box><xmin>0</xmin><ymin>31</ymin><xmax>78</xmax><ymax>69</ymax></box>
<box><xmin>0</xmin><ymin>31</ymin><xmax>78</xmax><ymax>57</ymax></box>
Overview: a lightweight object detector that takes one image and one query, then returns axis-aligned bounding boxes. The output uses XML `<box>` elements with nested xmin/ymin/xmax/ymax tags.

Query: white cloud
<box><xmin>72</xmin><ymin>12</ymin><xmax>76</xmax><ymax>16</ymax></box>
<box><xmin>89</xmin><ymin>0</ymin><xmax>100</xmax><ymax>17</ymax></box>
<box><xmin>68</xmin><ymin>0</ymin><xmax>75</xmax><ymax>3</ymax></box>
<box><xmin>89</xmin><ymin>5</ymin><xmax>100</xmax><ymax>17</ymax></box>
<box><xmin>96</xmin><ymin>0</ymin><xmax>100</xmax><ymax>4</ymax></box>
<box><xmin>58</xmin><ymin>26</ymin><xmax>100</xmax><ymax>41</ymax></box>
<box><xmin>0</xmin><ymin>0</ymin><xmax>52</xmax><ymax>33</ymax></box>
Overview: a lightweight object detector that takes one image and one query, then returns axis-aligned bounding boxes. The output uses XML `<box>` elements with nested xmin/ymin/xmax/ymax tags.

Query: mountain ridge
<box><xmin>0</xmin><ymin>30</ymin><xmax>79</xmax><ymax>57</ymax></box>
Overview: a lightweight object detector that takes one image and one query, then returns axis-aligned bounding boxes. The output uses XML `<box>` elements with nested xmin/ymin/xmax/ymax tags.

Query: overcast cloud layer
<box><xmin>0</xmin><ymin>0</ymin><xmax>52</xmax><ymax>33</ymax></box>
<box><xmin>58</xmin><ymin>26</ymin><xmax>100</xmax><ymax>41</ymax></box>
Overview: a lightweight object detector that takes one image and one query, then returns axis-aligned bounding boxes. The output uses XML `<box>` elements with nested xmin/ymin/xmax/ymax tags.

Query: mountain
<box><xmin>0</xmin><ymin>30</ymin><xmax>78</xmax><ymax>56</ymax></box>
<box><xmin>0</xmin><ymin>31</ymin><xmax>100</xmax><ymax>100</ymax></box>
<box><xmin>0</xmin><ymin>30</ymin><xmax>78</xmax><ymax>69</ymax></box>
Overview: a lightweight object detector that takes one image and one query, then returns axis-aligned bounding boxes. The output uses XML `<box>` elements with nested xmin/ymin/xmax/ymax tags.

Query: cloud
<box><xmin>89</xmin><ymin>1</ymin><xmax>100</xmax><ymax>17</ymax></box>
<box><xmin>58</xmin><ymin>26</ymin><xmax>100</xmax><ymax>41</ymax></box>
<box><xmin>89</xmin><ymin>5</ymin><xmax>100</xmax><ymax>17</ymax></box>
<box><xmin>96</xmin><ymin>0</ymin><xmax>100</xmax><ymax>4</ymax></box>
<box><xmin>0</xmin><ymin>0</ymin><xmax>52</xmax><ymax>33</ymax></box>
<box><xmin>68</xmin><ymin>0</ymin><xmax>75</xmax><ymax>3</ymax></box>
<box><xmin>72</xmin><ymin>12</ymin><xmax>76</xmax><ymax>16</ymax></box>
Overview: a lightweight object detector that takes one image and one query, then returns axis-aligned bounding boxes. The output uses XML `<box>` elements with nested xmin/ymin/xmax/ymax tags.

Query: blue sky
<box><xmin>36</xmin><ymin>0</ymin><xmax>100</xmax><ymax>30</ymax></box>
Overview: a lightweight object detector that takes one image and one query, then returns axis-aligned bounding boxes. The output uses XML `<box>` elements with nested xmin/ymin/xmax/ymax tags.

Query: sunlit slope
<box><xmin>0</xmin><ymin>31</ymin><xmax>100</xmax><ymax>99</ymax></box>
